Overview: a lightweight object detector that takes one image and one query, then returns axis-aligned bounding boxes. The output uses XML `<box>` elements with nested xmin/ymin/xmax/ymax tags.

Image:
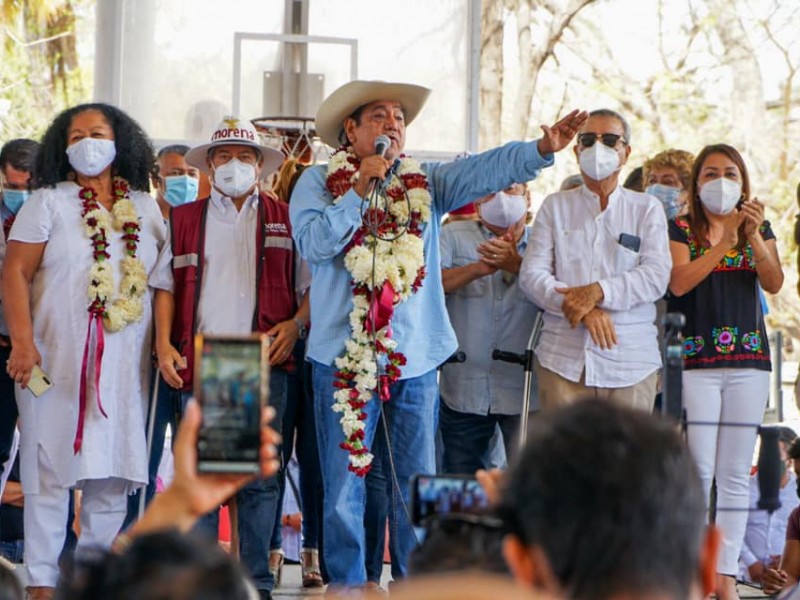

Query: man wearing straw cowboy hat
<box><xmin>151</xmin><ymin>117</ymin><xmax>310</xmax><ymax>600</ymax></box>
<box><xmin>289</xmin><ymin>79</ymin><xmax>586</xmax><ymax>591</ymax></box>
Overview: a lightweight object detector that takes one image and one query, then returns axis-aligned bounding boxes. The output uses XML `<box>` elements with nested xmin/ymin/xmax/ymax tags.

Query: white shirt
<box><xmin>152</xmin><ymin>188</ymin><xmax>309</xmax><ymax>334</ymax></box>
<box><xmin>9</xmin><ymin>182</ymin><xmax>166</xmax><ymax>492</ymax></box>
<box><xmin>519</xmin><ymin>185</ymin><xmax>671</xmax><ymax>387</ymax></box>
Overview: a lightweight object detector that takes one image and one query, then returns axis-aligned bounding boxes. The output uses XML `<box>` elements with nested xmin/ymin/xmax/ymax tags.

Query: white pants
<box><xmin>684</xmin><ymin>368</ymin><xmax>769</xmax><ymax>576</ymax></box>
<box><xmin>25</xmin><ymin>446</ymin><xmax>129</xmax><ymax>587</ymax></box>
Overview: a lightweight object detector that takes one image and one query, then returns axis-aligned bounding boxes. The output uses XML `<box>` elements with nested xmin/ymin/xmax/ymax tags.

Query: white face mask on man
<box><xmin>578</xmin><ymin>143</ymin><xmax>620</xmax><ymax>181</ymax></box>
<box><xmin>698</xmin><ymin>178</ymin><xmax>742</xmax><ymax>215</ymax></box>
<box><xmin>213</xmin><ymin>159</ymin><xmax>257</xmax><ymax>198</ymax></box>
<box><xmin>479</xmin><ymin>191</ymin><xmax>528</xmax><ymax>229</ymax></box>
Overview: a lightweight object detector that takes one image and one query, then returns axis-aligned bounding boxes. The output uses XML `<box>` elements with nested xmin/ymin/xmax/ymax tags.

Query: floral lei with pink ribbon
<box><xmin>326</xmin><ymin>146</ymin><xmax>432</xmax><ymax>476</ymax></box>
<box><xmin>75</xmin><ymin>177</ymin><xmax>146</xmax><ymax>454</ymax></box>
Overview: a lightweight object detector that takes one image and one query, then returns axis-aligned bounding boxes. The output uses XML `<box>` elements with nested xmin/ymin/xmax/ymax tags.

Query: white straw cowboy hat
<box><xmin>315</xmin><ymin>80</ymin><xmax>431</xmax><ymax>149</ymax></box>
<box><xmin>185</xmin><ymin>117</ymin><xmax>285</xmax><ymax>177</ymax></box>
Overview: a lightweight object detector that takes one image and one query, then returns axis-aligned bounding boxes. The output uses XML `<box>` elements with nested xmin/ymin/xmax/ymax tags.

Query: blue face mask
<box><xmin>646</xmin><ymin>183</ymin><xmax>682</xmax><ymax>220</ymax></box>
<box><xmin>164</xmin><ymin>175</ymin><xmax>199</xmax><ymax>207</ymax></box>
<box><xmin>2</xmin><ymin>189</ymin><xmax>30</xmax><ymax>215</ymax></box>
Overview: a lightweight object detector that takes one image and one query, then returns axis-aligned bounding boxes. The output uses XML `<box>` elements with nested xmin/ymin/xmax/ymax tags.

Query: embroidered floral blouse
<box><xmin>667</xmin><ymin>216</ymin><xmax>773</xmax><ymax>371</ymax></box>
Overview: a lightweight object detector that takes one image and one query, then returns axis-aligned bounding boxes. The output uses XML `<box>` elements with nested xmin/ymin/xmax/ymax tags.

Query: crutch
<box><xmin>138</xmin><ymin>370</ymin><xmax>162</xmax><ymax>519</ymax></box>
<box><xmin>491</xmin><ymin>309</ymin><xmax>543</xmax><ymax>451</ymax></box>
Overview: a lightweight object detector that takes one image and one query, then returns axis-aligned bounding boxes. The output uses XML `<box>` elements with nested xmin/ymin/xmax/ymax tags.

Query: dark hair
<box><xmin>497</xmin><ymin>400</ymin><xmax>706</xmax><ymax>600</ymax></box>
<box><xmin>788</xmin><ymin>437</ymin><xmax>800</xmax><ymax>461</ymax></box>
<box><xmin>0</xmin><ymin>138</ymin><xmax>40</xmax><ymax>174</ymax></box>
<box><xmin>55</xmin><ymin>531</ymin><xmax>252</xmax><ymax>600</ymax></box>
<box><xmin>623</xmin><ymin>166</ymin><xmax>643</xmax><ymax>192</ymax></box>
<box><xmin>34</xmin><ymin>103</ymin><xmax>154</xmax><ymax>191</ymax></box>
<box><xmin>408</xmin><ymin>515</ymin><xmax>509</xmax><ymax>577</ymax></box>
<box><xmin>337</xmin><ymin>104</ymin><xmax>369</xmax><ymax>146</ymax></box>
<box><xmin>685</xmin><ymin>143</ymin><xmax>750</xmax><ymax>252</ymax></box>
<box><xmin>157</xmin><ymin>144</ymin><xmax>191</xmax><ymax>159</ymax></box>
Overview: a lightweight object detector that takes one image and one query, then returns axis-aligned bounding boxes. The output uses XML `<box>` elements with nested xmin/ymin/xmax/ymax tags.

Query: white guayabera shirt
<box><xmin>519</xmin><ymin>184</ymin><xmax>671</xmax><ymax>388</ymax></box>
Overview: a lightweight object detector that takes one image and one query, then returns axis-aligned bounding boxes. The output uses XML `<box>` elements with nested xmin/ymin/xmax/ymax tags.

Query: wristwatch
<box><xmin>293</xmin><ymin>317</ymin><xmax>308</xmax><ymax>340</ymax></box>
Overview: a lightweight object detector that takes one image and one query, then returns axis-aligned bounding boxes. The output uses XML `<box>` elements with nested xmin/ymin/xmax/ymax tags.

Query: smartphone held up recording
<box><xmin>193</xmin><ymin>334</ymin><xmax>269</xmax><ymax>474</ymax></box>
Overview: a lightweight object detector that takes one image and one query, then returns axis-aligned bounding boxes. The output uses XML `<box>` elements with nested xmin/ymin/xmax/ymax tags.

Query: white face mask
<box><xmin>699</xmin><ymin>178</ymin><xmax>742</xmax><ymax>215</ymax></box>
<box><xmin>66</xmin><ymin>138</ymin><xmax>116</xmax><ymax>177</ymax></box>
<box><xmin>213</xmin><ymin>159</ymin><xmax>257</xmax><ymax>198</ymax></box>
<box><xmin>578</xmin><ymin>143</ymin><xmax>620</xmax><ymax>181</ymax></box>
<box><xmin>480</xmin><ymin>191</ymin><xmax>528</xmax><ymax>229</ymax></box>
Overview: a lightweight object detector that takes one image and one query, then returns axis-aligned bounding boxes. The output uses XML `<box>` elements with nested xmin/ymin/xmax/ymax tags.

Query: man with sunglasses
<box><xmin>519</xmin><ymin>108</ymin><xmax>671</xmax><ymax>411</ymax></box>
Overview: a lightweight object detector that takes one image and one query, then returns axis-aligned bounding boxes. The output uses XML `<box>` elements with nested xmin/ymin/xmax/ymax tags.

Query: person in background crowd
<box><xmin>667</xmin><ymin>143</ymin><xmax>783</xmax><ymax>600</ymax></box>
<box><xmin>290</xmin><ymin>78</ymin><xmax>585</xmax><ymax>591</ymax></box>
<box><xmin>0</xmin><ymin>139</ymin><xmax>39</xmax><ymax>499</ymax></box>
<box><xmin>496</xmin><ymin>400</ymin><xmax>720</xmax><ymax>600</ymax></box>
<box><xmin>762</xmin><ymin>436</ymin><xmax>800</xmax><ymax>595</ymax></box>
<box><xmin>642</xmin><ymin>148</ymin><xmax>695</xmax><ymax>221</ymax></box>
<box><xmin>2</xmin><ymin>103</ymin><xmax>166</xmax><ymax>600</ymax></box>
<box><xmin>151</xmin><ymin>117</ymin><xmax>308</xmax><ymax>600</ymax></box>
<box><xmin>558</xmin><ymin>173</ymin><xmax>583</xmax><ymax>191</ymax></box>
<box><xmin>622</xmin><ymin>165</ymin><xmax>643</xmax><ymax>191</ymax></box>
<box><xmin>152</xmin><ymin>144</ymin><xmax>201</xmax><ymax>220</ymax></box>
<box><xmin>739</xmin><ymin>426</ymin><xmax>799</xmax><ymax>586</ymax></box>
<box><xmin>123</xmin><ymin>143</ymin><xmax>202</xmax><ymax>530</ymax></box>
<box><xmin>56</xmin><ymin>399</ymin><xmax>281</xmax><ymax>600</ymax></box>
<box><xmin>439</xmin><ymin>183</ymin><xmax>538</xmax><ymax>474</ymax></box>
<box><xmin>520</xmin><ymin>108</ymin><xmax>670</xmax><ymax>411</ymax></box>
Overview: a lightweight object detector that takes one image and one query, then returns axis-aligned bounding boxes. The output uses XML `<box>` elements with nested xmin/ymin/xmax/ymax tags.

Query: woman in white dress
<box><xmin>2</xmin><ymin>103</ymin><xmax>166</xmax><ymax>599</ymax></box>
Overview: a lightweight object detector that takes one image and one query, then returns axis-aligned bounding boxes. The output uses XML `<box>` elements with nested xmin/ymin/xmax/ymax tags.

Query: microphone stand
<box><xmin>491</xmin><ymin>310</ymin><xmax>543</xmax><ymax>451</ymax></box>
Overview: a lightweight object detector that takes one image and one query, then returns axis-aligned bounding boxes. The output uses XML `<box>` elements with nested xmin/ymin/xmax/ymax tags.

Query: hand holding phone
<box><xmin>194</xmin><ymin>334</ymin><xmax>270</xmax><ymax>474</ymax></box>
<box><xmin>27</xmin><ymin>364</ymin><xmax>54</xmax><ymax>397</ymax></box>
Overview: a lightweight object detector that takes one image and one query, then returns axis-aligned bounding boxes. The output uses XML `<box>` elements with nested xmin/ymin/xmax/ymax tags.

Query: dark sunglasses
<box><xmin>577</xmin><ymin>133</ymin><xmax>626</xmax><ymax>148</ymax></box>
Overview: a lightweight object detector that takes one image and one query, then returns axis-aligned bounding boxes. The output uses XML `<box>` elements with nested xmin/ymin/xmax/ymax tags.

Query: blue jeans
<box><xmin>364</xmin><ymin>423</ymin><xmax>391</xmax><ymax>583</ymax></box>
<box><xmin>123</xmin><ymin>375</ymin><xmax>182</xmax><ymax>530</ymax></box>
<box><xmin>312</xmin><ymin>360</ymin><xmax>438</xmax><ymax>588</ymax></box>
<box><xmin>193</xmin><ymin>369</ymin><xmax>287</xmax><ymax>592</ymax></box>
<box><xmin>0</xmin><ymin>539</ymin><xmax>23</xmax><ymax>563</ymax></box>
<box><xmin>270</xmin><ymin>344</ymin><xmax>322</xmax><ymax>552</ymax></box>
<box><xmin>439</xmin><ymin>402</ymin><xmax>521</xmax><ymax>474</ymax></box>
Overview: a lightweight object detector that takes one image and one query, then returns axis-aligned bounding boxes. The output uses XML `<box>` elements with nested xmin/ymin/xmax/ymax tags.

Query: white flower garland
<box><xmin>80</xmin><ymin>178</ymin><xmax>147</xmax><ymax>331</ymax></box>
<box><xmin>326</xmin><ymin>146</ymin><xmax>431</xmax><ymax>475</ymax></box>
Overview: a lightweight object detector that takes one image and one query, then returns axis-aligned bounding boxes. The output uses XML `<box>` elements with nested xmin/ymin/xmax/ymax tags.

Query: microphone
<box><xmin>374</xmin><ymin>135</ymin><xmax>391</xmax><ymax>158</ymax></box>
<box><xmin>444</xmin><ymin>351</ymin><xmax>466</xmax><ymax>364</ymax></box>
<box><xmin>366</xmin><ymin>135</ymin><xmax>392</xmax><ymax>197</ymax></box>
<box><xmin>757</xmin><ymin>426</ymin><xmax>782</xmax><ymax>514</ymax></box>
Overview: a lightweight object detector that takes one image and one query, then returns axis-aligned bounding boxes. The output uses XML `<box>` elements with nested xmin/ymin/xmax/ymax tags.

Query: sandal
<box><xmin>300</xmin><ymin>548</ymin><xmax>324</xmax><ymax>588</ymax></box>
<box><xmin>268</xmin><ymin>549</ymin><xmax>284</xmax><ymax>588</ymax></box>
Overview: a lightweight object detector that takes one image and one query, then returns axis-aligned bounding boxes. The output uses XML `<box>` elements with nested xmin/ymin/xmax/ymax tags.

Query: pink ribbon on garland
<box><xmin>364</xmin><ymin>281</ymin><xmax>396</xmax><ymax>335</ymax></box>
<box><xmin>75</xmin><ymin>313</ymin><xmax>108</xmax><ymax>454</ymax></box>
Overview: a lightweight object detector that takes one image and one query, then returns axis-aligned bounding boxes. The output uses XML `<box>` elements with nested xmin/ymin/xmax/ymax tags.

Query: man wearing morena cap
<box><xmin>290</xmin><ymin>79</ymin><xmax>586</xmax><ymax>590</ymax></box>
<box><xmin>150</xmin><ymin>117</ymin><xmax>309</xmax><ymax>600</ymax></box>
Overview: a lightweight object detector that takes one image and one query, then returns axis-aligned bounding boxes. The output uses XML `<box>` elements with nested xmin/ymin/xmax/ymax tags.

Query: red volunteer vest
<box><xmin>169</xmin><ymin>192</ymin><xmax>296</xmax><ymax>390</ymax></box>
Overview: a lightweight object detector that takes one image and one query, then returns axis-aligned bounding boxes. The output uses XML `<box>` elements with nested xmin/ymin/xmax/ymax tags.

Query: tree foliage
<box><xmin>0</xmin><ymin>0</ymin><xmax>90</xmax><ymax>140</ymax></box>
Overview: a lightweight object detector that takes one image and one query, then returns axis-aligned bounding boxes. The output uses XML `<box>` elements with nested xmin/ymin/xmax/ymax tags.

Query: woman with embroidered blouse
<box><xmin>667</xmin><ymin>143</ymin><xmax>783</xmax><ymax>600</ymax></box>
<box><xmin>1</xmin><ymin>103</ymin><xmax>165</xmax><ymax>600</ymax></box>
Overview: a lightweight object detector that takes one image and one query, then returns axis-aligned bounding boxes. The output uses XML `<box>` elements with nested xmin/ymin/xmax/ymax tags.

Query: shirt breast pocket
<box><xmin>613</xmin><ymin>243</ymin><xmax>639</xmax><ymax>273</ymax></box>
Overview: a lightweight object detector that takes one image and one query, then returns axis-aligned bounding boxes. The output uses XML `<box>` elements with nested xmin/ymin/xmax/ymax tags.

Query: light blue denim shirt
<box><xmin>289</xmin><ymin>140</ymin><xmax>553</xmax><ymax>379</ymax></box>
<box><xmin>439</xmin><ymin>221</ymin><xmax>539</xmax><ymax>415</ymax></box>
